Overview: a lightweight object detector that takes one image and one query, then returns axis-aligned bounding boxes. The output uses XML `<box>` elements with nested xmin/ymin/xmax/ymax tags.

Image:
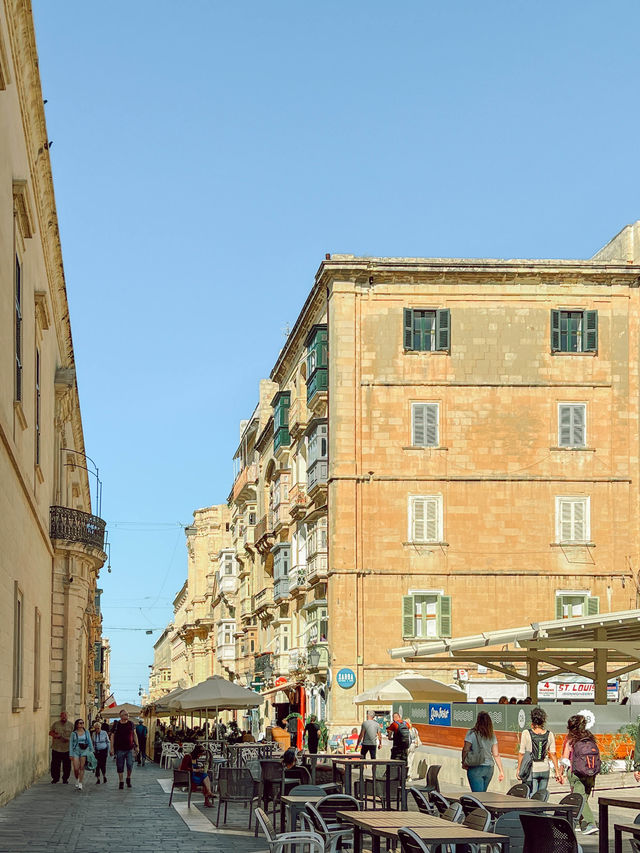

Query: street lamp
<box><xmin>307</xmin><ymin>646</ymin><xmax>321</xmax><ymax>669</ymax></box>
<box><xmin>244</xmin><ymin>672</ymin><xmax>253</xmax><ymax>688</ymax></box>
<box><xmin>262</xmin><ymin>660</ymin><xmax>273</xmax><ymax>680</ymax></box>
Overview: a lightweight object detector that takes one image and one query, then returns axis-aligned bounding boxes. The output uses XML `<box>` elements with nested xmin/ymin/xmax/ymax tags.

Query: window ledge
<box><xmin>403</xmin><ymin>349</ymin><xmax>450</xmax><ymax>356</ymax></box>
<box><xmin>550</xmin><ymin>351</ymin><xmax>597</xmax><ymax>357</ymax></box>
<box><xmin>403</xmin><ymin>446</ymin><xmax>449</xmax><ymax>451</ymax></box>
<box><xmin>403</xmin><ymin>541</ymin><xmax>449</xmax><ymax>547</ymax></box>
<box><xmin>550</xmin><ymin>446</ymin><xmax>595</xmax><ymax>452</ymax></box>
<box><xmin>14</xmin><ymin>401</ymin><xmax>27</xmax><ymax>431</ymax></box>
<box><xmin>551</xmin><ymin>542</ymin><xmax>596</xmax><ymax>548</ymax></box>
<box><xmin>12</xmin><ymin>698</ymin><xmax>25</xmax><ymax>713</ymax></box>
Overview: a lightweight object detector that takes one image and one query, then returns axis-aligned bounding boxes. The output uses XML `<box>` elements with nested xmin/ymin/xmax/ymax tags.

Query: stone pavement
<box><xmin>0</xmin><ymin>761</ymin><xmax>267</xmax><ymax>853</ymax></box>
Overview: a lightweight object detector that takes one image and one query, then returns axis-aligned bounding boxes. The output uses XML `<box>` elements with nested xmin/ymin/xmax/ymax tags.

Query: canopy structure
<box><xmin>168</xmin><ymin>675</ymin><xmax>264</xmax><ymax>712</ymax></box>
<box><xmin>388</xmin><ymin>609</ymin><xmax>640</xmax><ymax>705</ymax></box>
<box><xmin>150</xmin><ymin>686</ymin><xmax>187</xmax><ymax>715</ymax></box>
<box><xmin>101</xmin><ymin>702</ymin><xmax>142</xmax><ymax>717</ymax></box>
<box><xmin>353</xmin><ymin>670</ymin><xmax>466</xmax><ymax>704</ymax></box>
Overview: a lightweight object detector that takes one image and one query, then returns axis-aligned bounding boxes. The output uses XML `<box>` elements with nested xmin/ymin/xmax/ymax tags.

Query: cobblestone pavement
<box><xmin>0</xmin><ymin>762</ymin><xmax>267</xmax><ymax>853</ymax></box>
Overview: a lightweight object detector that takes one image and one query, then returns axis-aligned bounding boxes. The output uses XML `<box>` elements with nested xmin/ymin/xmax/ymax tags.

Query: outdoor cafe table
<box><xmin>332</xmin><ymin>758</ymin><xmax>407</xmax><ymax>810</ymax></box>
<box><xmin>336</xmin><ymin>810</ymin><xmax>510</xmax><ymax>853</ymax></box>
<box><xmin>598</xmin><ymin>792</ymin><xmax>640</xmax><ymax>853</ymax></box>
<box><xmin>446</xmin><ymin>790</ymin><xmax>574</xmax><ymax>823</ymax></box>
<box><xmin>224</xmin><ymin>742</ymin><xmax>278</xmax><ymax>767</ymax></box>
<box><xmin>299</xmin><ymin>752</ymin><xmax>344</xmax><ymax>784</ymax></box>
<box><xmin>281</xmin><ymin>794</ymin><xmax>326</xmax><ymax>832</ymax></box>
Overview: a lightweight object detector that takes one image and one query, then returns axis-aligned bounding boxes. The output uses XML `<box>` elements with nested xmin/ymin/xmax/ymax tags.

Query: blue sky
<box><xmin>32</xmin><ymin>1</ymin><xmax>640</xmax><ymax>702</ymax></box>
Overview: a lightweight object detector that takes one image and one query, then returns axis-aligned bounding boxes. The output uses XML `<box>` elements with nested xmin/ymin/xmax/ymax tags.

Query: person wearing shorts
<box><xmin>109</xmin><ymin>710</ymin><xmax>139</xmax><ymax>789</ymax></box>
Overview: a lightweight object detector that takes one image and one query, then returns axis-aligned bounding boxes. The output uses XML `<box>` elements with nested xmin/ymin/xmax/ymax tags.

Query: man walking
<box><xmin>49</xmin><ymin>710</ymin><xmax>73</xmax><ymax>784</ymax></box>
<box><xmin>135</xmin><ymin>719</ymin><xmax>148</xmax><ymax>766</ymax></box>
<box><xmin>387</xmin><ymin>711</ymin><xmax>411</xmax><ymax>763</ymax></box>
<box><xmin>110</xmin><ymin>709</ymin><xmax>139</xmax><ymax>789</ymax></box>
<box><xmin>357</xmin><ymin>711</ymin><xmax>382</xmax><ymax>758</ymax></box>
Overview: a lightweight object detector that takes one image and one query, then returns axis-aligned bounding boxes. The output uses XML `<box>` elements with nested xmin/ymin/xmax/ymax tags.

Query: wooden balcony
<box><xmin>232</xmin><ymin>463</ymin><xmax>259</xmax><ymax>503</ymax></box>
<box><xmin>288</xmin><ymin>483</ymin><xmax>308</xmax><ymax>520</ymax></box>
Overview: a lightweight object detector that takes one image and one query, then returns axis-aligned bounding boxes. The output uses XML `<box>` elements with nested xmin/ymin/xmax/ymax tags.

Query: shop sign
<box><xmin>274</xmin><ymin>676</ymin><xmax>287</xmax><ymax>687</ymax></box>
<box><xmin>336</xmin><ymin>668</ymin><xmax>356</xmax><ymax>689</ymax></box>
<box><xmin>428</xmin><ymin>703</ymin><xmax>451</xmax><ymax>726</ymax></box>
<box><xmin>537</xmin><ymin>680</ymin><xmax>618</xmax><ymax>700</ymax></box>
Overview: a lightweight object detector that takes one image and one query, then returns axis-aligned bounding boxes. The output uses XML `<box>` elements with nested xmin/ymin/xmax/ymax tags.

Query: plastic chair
<box><xmin>491</xmin><ymin>811</ymin><xmax>525</xmax><ymax>853</ymax></box>
<box><xmin>530</xmin><ymin>789</ymin><xmax>549</xmax><ymax>802</ymax></box>
<box><xmin>407</xmin><ymin>787</ymin><xmax>438</xmax><ymax>816</ymax></box>
<box><xmin>429</xmin><ymin>790</ymin><xmax>450</xmax><ymax>816</ymax></box>
<box><xmin>316</xmin><ymin>794</ymin><xmax>360</xmax><ymax>831</ymax></box>
<box><xmin>416</xmin><ymin>764</ymin><xmax>441</xmax><ymax>795</ymax></box>
<box><xmin>442</xmin><ymin>802</ymin><xmax>464</xmax><ymax>823</ymax></box>
<box><xmin>255</xmin><ymin>807</ymin><xmax>324</xmax><ymax>853</ymax></box>
<box><xmin>507</xmin><ymin>783</ymin><xmax>529</xmax><ymax>798</ymax></box>
<box><xmin>303</xmin><ymin>803</ymin><xmax>353</xmax><ymax>853</ymax></box>
<box><xmin>459</xmin><ymin>794</ymin><xmax>485</xmax><ymax>817</ymax></box>
<box><xmin>456</xmin><ymin>807</ymin><xmax>492</xmax><ymax>853</ymax></box>
<box><xmin>558</xmin><ymin>792</ymin><xmax>585</xmax><ymax>830</ymax></box>
<box><xmin>215</xmin><ymin>767</ymin><xmax>260</xmax><ymax>829</ymax></box>
<box><xmin>520</xmin><ymin>813</ymin><xmax>583</xmax><ymax>853</ymax></box>
<box><xmin>398</xmin><ymin>827</ymin><xmax>431</xmax><ymax>853</ymax></box>
<box><xmin>161</xmin><ymin>742</ymin><xmax>181</xmax><ymax>769</ymax></box>
<box><xmin>168</xmin><ymin>769</ymin><xmax>192</xmax><ymax>807</ymax></box>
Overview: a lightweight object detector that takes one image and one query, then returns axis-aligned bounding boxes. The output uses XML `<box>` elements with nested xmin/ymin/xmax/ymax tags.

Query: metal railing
<box><xmin>50</xmin><ymin>505</ymin><xmax>106</xmax><ymax>550</ymax></box>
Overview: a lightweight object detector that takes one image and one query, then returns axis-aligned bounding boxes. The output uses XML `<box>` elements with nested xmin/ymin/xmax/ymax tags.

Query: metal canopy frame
<box><xmin>388</xmin><ymin>609</ymin><xmax>640</xmax><ymax>705</ymax></box>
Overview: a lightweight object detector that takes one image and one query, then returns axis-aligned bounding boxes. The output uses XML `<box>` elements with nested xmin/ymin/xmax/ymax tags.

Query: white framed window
<box><xmin>558</xmin><ymin>403</ymin><xmax>586</xmax><ymax>447</ymax></box>
<box><xmin>411</xmin><ymin>403</ymin><xmax>439</xmax><ymax>447</ymax></box>
<box><xmin>408</xmin><ymin>495</ymin><xmax>443</xmax><ymax>543</ymax></box>
<box><xmin>555</xmin><ymin>496</ymin><xmax>590</xmax><ymax>543</ymax></box>
<box><xmin>555</xmin><ymin>590</ymin><xmax>599</xmax><ymax>619</ymax></box>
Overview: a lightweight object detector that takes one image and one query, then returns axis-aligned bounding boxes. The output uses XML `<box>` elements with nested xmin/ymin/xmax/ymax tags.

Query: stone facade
<box><xmin>0</xmin><ymin>0</ymin><xmax>106</xmax><ymax>803</ymax></box>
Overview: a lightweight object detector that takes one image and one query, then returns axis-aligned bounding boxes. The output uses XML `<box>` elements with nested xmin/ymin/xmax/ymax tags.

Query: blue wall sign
<box><xmin>336</xmin><ymin>668</ymin><xmax>356</xmax><ymax>689</ymax></box>
<box><xmin>428</xmin><ymin>702</ymin><xmax>452</xmax><ymax>726</ymax></box>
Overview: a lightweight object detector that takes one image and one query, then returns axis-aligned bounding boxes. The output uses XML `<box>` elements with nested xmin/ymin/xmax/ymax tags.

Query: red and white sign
<box><xmin>274</xmin><ymin>676</ymin><xmax>288</xmax><ymax>687</ymax></box>
<box><xmin>536</xmin><ymin>681</ymin><xmax>618</xmax><ymax>700</ymax></box>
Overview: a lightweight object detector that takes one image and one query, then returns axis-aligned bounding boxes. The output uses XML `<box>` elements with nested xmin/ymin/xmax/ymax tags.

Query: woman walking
<box><xmin>462</xmin><ymin>711</ymin><xmax>505</xmax><ymax>792</ymax></box>
<box><xmin>558</xmin><ymin>714</ymin><xmax>599</xmax><ymax>835</ymax></box>
<box><xmin>516</xmin><ymin>706</ymin><xmax>560</xmax><ymax>795</ymax></box>
<box><xmin>92</xmin><ymin>721</ymin><xmax>110</xmax><ymax>784</ymax></box>
<box><xmin>69</xmin><ymin>718</ymin><xmax>95</xmax><ymax>790</ymax></box>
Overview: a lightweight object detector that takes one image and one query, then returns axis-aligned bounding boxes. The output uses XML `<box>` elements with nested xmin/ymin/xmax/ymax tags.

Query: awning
<box><xmin>260</xmin><ymin>681</ymin><xmax>299</xmax><ymax>699</ymax></box>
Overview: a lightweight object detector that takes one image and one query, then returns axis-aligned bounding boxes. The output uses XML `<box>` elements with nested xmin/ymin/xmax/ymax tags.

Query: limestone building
<box><xmin>0</xmin><ymin>0</ymin><xmax>106</xmax><ymax>802</ymax></box>
<box><xmin>225</xmin><ymin>223</ymin><xmax>640</xmax><ymax>728</ymax></box>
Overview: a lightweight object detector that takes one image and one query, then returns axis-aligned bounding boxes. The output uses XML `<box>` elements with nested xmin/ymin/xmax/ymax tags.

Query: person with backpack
<box><xmin>387</xmin><ymin>711</ymin><xmax>411</xmax><ymax>763</ymax></box>
<box><xmin>462</xmin><ymin>711</ymin><xmax>505</xmax><ymax>792</ymax></box>
<box><xmin>558</xmin><ymin>714</ymin><xmax>600</xmax><ymax>835</ymax></box>
<box><xmin>516</xmin><ymin>706</ymin><xmax>560</xmax><ymax>796</ymax></box>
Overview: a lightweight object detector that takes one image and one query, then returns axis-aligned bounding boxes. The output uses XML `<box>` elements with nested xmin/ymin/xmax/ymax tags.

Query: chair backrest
<box><xmin>407</xmin><ymin>787</ymin><xmax>437</xmax><ymax>816</ymax></box>
<box><xmin>172</xmin><ymin>768</ymin><xmax>190</xmax><ymax>786</ymax></box>
<box><xmin>285</xmin><ymin>765</ymin><xmax>312</xmax><ymax>786</ymax></box>
<box><xmin>260</xmin><ymin>760</ymin><xmax>284</xmax><ymax>783</ymax></box>
<box><xmin>493</xmin><ymin>812</ymin><xmax>526</xmax><ymax>853</ymax></box>
<box><xmin>182</xmin><ymin>742</ymin><xmax>195</xmax><ymax>753</ymax></box>
<box><xmin>429</xmin><ymin>790</ymin><xmax>450</xmax><ymax>815</ymax></box>
<box><xmin>416</xmin><ymin>759</ymin><xmax>427</xmax><ymax>781</ymax></box>
<box><xmin>304</xmin><ymin>803</ymin><xmax>331</xmax><ymax>837</ymax></box>
<box><xmin>558</xmin><ymin>792</ymin><xmax>585</xmax><ymax>824</ymax></box>
<box><xmin>425</xmin><ymin>764</ymin><xmax>441</xmax><ymax>792</ymax></box>
<box><xmin>246</xmin><ymin>759</ymin><xmax>262</xmax><ymax>782</ymax></box>
<box><xmin>254</xmin><ymin>807</ymin><xmax>277</xmax><ymax>844</ymax></box>
<box><xmin>463</xmin><ymin>807</ymin><xmax>491</xmax><ymax>832</ymax></box>
<box><xmin>289</xmin><ymin>784</ymin><xmax>327</xmax><ymax>799</ymax></box>
<box><xmin>520</xmin><ymin>814</ymin><xmax>579</xmax><ymax>853</ymax></box>
<box><xmin>507</xmin><ymin>783</ymin><xmax>529</xmax><ymax>798</ymax></box>
<box><xmin>316</xmin><ymin>794</ymin><xmax>360</xmax><ymax>825</ymax></box>
<box><xmin>442</xmin><ymin>803</ymin><xmax>464</xmax><ymax>823</ymax></box>
<box><xmin>530</xmin><ymin>789</ymin><xmax>549</xmax><ymax>802</ymax></box>
<box><xmin>459</xmin><ymin>794</ymin><xmax>484</xmax><ymax>817</ymax></box>
<box><xmin>218</xmin><ymin>767</ymin><xmax>256</xmax><ymax>799</ymax></box>
<box><xmin>398</xmin><ymin>827</ymin><xmax>432</xmax><ymax>853</ymax></box>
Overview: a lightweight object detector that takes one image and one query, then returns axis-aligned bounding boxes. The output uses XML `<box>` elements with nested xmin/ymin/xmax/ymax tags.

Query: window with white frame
<box><xmin>555</xmin><ymin>496</ymin><xmax>590</xmax><ymax>543</ymax></box>
<box><xmin>408</xmin><ymin>495</ymin><xmax>443</xmax><ymax>542</ymax></box>
<box><xmin>555</xmin><ymin>590</ymin><xmax>599</xmax><ymax>619</ymax></box>
<box><xmin>411</xmin><ymin>402</ymin><xmax>439</xmax><ymax>447</ymax></box>
<box><xmin>402</xmin><ymin>591</ymin><xmax>451</xmax><ymax>638</ymax></box>
<box><xmin>558</xmin><ymin>403</ymin><xmax>586</xmax><ymax>447</ymax></box>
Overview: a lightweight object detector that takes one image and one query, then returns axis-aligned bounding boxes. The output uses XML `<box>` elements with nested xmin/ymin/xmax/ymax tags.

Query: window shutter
<box><xmin>412</xmin><ymin>404</ymin><xmax>426</xmax><ymax>446</ymax></box>
<box><xmin>551</xmin><ymin>310</ymin><xmax>560</xmax><ymax>352</ymax></box>
<box><xmin>572</xmin><ymin>405</ymin><xmax>585</xmax><ymax>446</ymax></box>
<box><xmin>404</xmin><ymin>309</ymin><xmax>414</xmax><ymax>350</ymax></box>
<box><xmin>587</xmin><ymin>596</ymin><xmax>599</xmax><ymax>616</ymax></box>
<box><xmin>425</xmin><ymin>404</ymin><xmax>438</xmax><ymax>446</ymax></box>
<box><xmin>436</xmin><ymin>309</ymin><xmax>450</xmax><ymax>351</ymax></box>
<box><xmin>402</xmin><ymin>595</ymin><xmax>415</xmax><ymax>637</ymax></box>
<box><xmin>559</xmin><ymin>405</ymin><xmax>572</xmax><ymax>446</ymax></box>
<box><xmin>573</xmin><ymin>500</ymin><xmax>585</xmax><ymax>541</ymax></box>
<box><xmin>437</xmin><ymin>595</ymin><xmax>452</xmax><ymax>637</ymax></box>
<box><xmin>412</xmin><ymin>498</ymin><xmax>426</xmax><ymax>541</ymax></box>
<box><xmin>559</xmin><ymin>501</ymin><xmax>573</xmax><ymax>542</ymax></box>
<box><xmin>555</xmin><ymin>596</ymin><xmax>564</xmax><ymax>620</ymax></box>
<box><xmin>425</xmin><ymin>499</ymin><xmax>438</xmax><ymax>541</ymax></box>
<box><xmin>584</xmin><ymin>311</ymin><xmax>598</xmax><ymax>352</ymax></box>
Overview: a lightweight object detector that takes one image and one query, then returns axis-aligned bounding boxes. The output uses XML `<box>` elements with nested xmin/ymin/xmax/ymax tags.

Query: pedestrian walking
<box><xmin>357</xmin><ymin>710</ymin><xmax>382</xmax><ymax>759</ymax></box>
<box><xmin>92</xmin><ymin>721</ymin><xmax>110</xmax><ymax>784</ymax></box>
<box><xmin>49</xmin><ymin>710</ymin><xmax>73</xmax><ymax>784</ymax></box>
<box><xmin>387</xmin><ymin>711</ymin><xmax>411</xmax><ymax>763</ymax></box>
<box><xmin>405</xmin><ymin>717</ymin><xmax>422</xmax><ymax>780</ymax></box>
<box><xmin>304</xmin><ymin>714</ymin><xmax>320</xmax><ymax>754</ymax></box>
<box><xmin>516</xmin><ymin>706</ymin><xmax>559</xmax><ymax>796</ymax></box>
<box><xmin>462</xmin><ymin>710</ymin><xmax>504</xmax><ymax>792</ymax></box>
<box><xmin>135</xmin><ymin>719</ymin><xmax>148</xmax><ymax>766</ymax></box>
<box><xmin>558</xmin><ymin>714</ymin><xmax>600</xmax><ymax>835</ymax></box>
<box><xmin>69</xmin><ymin>718</ymin><xmax>95</xmax><ymax>790</ymax></box>
<box><xmin>109</xmin><ymin>709</ymin><xmax>139</xmax><ymax>789</ymax></box>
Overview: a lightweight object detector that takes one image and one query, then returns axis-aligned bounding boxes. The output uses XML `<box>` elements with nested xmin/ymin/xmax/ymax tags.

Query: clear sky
<box><xmin>31</xmin><ymin>0</ymin><xmax>640</xmax><ymax>702</ymax></box>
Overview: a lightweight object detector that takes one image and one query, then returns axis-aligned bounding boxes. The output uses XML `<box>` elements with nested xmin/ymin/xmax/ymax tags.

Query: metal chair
<box><xmin>168</xmin><ymin>769</ymin><xmax>192</xmax><ymax>807</ymax></box>
<box><xmin>456</xmin><ymin>807</ymin><xmax>492</xmax><ymax>853</ymax></box>
<box><xmin>407</xmin><ymin>787</ymin><xmax>438</xmax><ymax>816</ymax></box>
<box><xmin>459</xmin><ymin>794</ymin><xmax>485</xmax><ymax>818</ymax></box>
<box><xmin>354</xmin><ymin>763</ymin><xmax>403</xmax><ymax>810</ymax></box>
<box><xmin>558</xmin><ymin>792</ymin><xmax>585</xmax><ymax>830</ymax></box>
<box><xmin>506</xmin><ymin>783</ymin><xmax>529</xmax><ymax>798</ymax></box>
<box><xmin>530</xmin><ymin>789</ymin><xmax>549</xmax><ymax>802</ymax></box>
<box><xmin>442</xmin><ymin>803</ymin><xmax>464</xmax><ymax>823</ymax></box>
<box><xmin>398</xmin><ymin>827</ymin><xmax>431</xmax><ymax>853</ymax></box>
<box><xmin>416</xmin><ymin>764</ymin><xmax>441</xmax><ymax>795</ymax></box>
<box><xmin>316</xmin><ymin>794</ymin><xmax>360</xmax><ymax>832</ymax></box>
<box><xmin>520</xmin><ymin>813</ymin><xmax>583</xmax><ymax>853</ymax></box>
<box><xmin>490</xmin><ymin>811</ymin><xmax>526</xmax><ymax>853</ymax></box>
<box><xmin>260</xmin><ymin>759</ymin><xmax>285</xmax><ymax>819</ymax></box>
<box><xmin>255</xmin><ymin>806</ymin><xmax>324</xmax><ymax>853</ymax></box>
<box><xmin>303</xmin><ymin>803</ymin><xmax>354</xmax><ymax>853</ymax></box>
<box><xmin>429</xmin><ymin>790</ymin><xmax>451</xmax><ymax>816</ymax></box>
<box><xmin>215</xmin><ymin>766</ymin><xmax>260</xmax><ymax>829</ymax></box>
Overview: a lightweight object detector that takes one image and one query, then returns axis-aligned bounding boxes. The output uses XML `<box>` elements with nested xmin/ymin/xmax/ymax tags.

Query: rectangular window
<box><xmin>412</xmin><ymin>403</ymin><xmax>439</xmax><ymax>447</ymax></box>
<box><xmin>404</xmin><ymin>308</ymin><xmax>450</xmax><ymax>352</ymax></box>
<box><xmin>558</xmin><ymin>403</ymin><xmax>586</xmax><ymax>447</ymax></box>
<box><xmin>35</xmin><ymin>348</ymin><xmax>41</xmax><ymax>464</ymax></box>
<box><xmin>408</xmin><ymin>495</ymin><xmax>443</xmax><ymax>542</ymax></box>
<box><xmin>34</xmin><ymin>607</ymin><xmax>41</xmax><ymax>709</ymax></box>
<box><xmin>13</xmin><ymin>582</ymin><xmax>24</xmax><ymax>704</ymax></box>
<box><xmin>15</xmin><ymin>256</ymin><xmax>22</xmax><ymax>401</ymax></box>
<box><xmin>402</xmin><ymin>592</ymin><xmax>451</xmax><ymax>638</ymax></box>
<box><xmin>555</xmin><ymin>591</ymin><xmax>599</xmax><ymax>620</ymax></box>
<box><xmin>555</xmin><ymin>496</ymin><xmax>590</xmax><ymax>543</ymax></box>
<box><xmin>551</xmin><ymin>310</ymin><xmax>598</xmax><ymax>353</ymax></box>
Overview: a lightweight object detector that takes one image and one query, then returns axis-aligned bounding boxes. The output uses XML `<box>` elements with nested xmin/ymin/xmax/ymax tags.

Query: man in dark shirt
<box><xmin>304</xmin><ymin>714</ymin><xmax>320</xmax><ymax>754</ymax></box>
<box><xmin>135</xmin><ymin>720</ymin><xmax>148</xmax><ymax>766</ymax></box>
<box><xmin>109</xmin><ymin>710</ymin><xmax>139</xmax><ymax>789</ymax></box>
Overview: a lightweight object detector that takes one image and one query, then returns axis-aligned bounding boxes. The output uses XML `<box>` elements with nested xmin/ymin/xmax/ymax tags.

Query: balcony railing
<box><xmin>288</xmin><ymin>567</ymin><xmax>307</xmax><ymax>593</ymax></box>
<box><xmin>232</xmin><ymin>463</ymin><xmax>259</xmax><ymax>502</ymax></box>
<box><xmin>50</xmin><ymin>506</ymin><xmax>106</xmax><ymax>550</ymax></box>
<box><xmin>307</xmin><ymin>552</ymin><xmax>328</xmax><ymax>582</ymax></box>
<box><xmin>255</xmin><ymin>514</ymin><xmax>273</xmax><ymax>543</ymax></box>
<box><xmin>308</xmin><ymin>460</ymin><xmax>328</xmax><ymax>493</ymax></box>
<box><xmin>288</xmin><ymin>484</ymin><xmax>308</xmax><ymax>518</ymax></box>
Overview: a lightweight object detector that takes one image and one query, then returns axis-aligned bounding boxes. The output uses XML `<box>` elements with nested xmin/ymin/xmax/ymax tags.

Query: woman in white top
<box><xmin>516</xmin><ymin>706</ymin><xmax>559</xmax><ymax>795</ymax></box>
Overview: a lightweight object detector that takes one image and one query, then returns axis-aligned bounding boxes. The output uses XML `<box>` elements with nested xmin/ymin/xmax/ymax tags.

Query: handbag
<box><xmin>463</xmin><ymin>731</ymin><xmax>485</xmax><ymax>767</ymax></box>
<box><xmin>519</xmin><ymin>750</ymin><xmax>533</xmax><ymax>781</ymax></box>
<box><xmin>85</xmin><ymin>751</ymin><xmax>97</xmax><ymax>771</ymax></box>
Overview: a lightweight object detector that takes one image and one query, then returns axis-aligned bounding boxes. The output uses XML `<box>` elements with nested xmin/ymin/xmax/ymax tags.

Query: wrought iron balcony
<box><xmin>50</xmin><ymin>505</ymin><xmax>106</xmax><ymax>550</ymax></box>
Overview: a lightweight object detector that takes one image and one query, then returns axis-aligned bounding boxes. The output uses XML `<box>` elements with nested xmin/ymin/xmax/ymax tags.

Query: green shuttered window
<box><xmin>551</xmin><ymin>310</ymin><xmax>598</xmax><ymax>353</ymax></box>
<box><xmin>402</xmin><ymin>593</ymin><xmax>452</xmax><ymax>638</ymax></box>
<box><xmin>555</xmin><ymin>593</ymin><xmax>599</xmax><ymax>620</ymax></box>
<box><xmin>404</xmin><ymin>308</ymin><xmax>450</xmax><ymax>352</ymax></box>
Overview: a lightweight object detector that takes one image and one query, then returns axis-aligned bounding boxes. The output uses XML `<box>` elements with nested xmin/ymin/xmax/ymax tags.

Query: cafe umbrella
<box><xmin>166</xmin><ymin>675</ymin><xmax>264</xmax><ymax>731</ymax></box>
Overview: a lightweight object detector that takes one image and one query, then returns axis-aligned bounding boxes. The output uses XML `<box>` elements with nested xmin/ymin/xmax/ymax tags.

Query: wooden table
<box><xmin>336</xmin><ymin>810</ymin><xmax>510</xmax><ymax>853</ymax></box>
<box><xmin>332</xmin><ymin>758</ymin><xmax>407</xmax><ymax>810</ymax></box>
<box><xmin>281</xmin><ymin>794</ymin><xmax>326</xmax><ymax>832</ymax></box>
<box><xmin>447</xmin><ymin>791</ymin><xmax>573</xmax><ymax>822</ymax></box>
<box><xmin>598</xmin><ymin>793</ymin><xmax>640</xmax><ymax>853</ymax></box>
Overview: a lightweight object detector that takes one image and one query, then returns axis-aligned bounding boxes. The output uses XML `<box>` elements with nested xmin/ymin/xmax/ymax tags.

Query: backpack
<box><xmin>529</xmin><ymin>730</ymin><xmax>549</xmax><ymax>762</ymax></box>
<box><xmin>393</xmin><ymin>720</ymin><xmax>411</xmax><ymax>750</ymax></box>
<box><xmin>572</xmin><ymin>736</ymin><xmax>601</xmax><ymax>778</ymax></box>
<box><xmin>463</xmin><ymin>730</ymin><xmax>487</xmax><ymax>767</ymax></box>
